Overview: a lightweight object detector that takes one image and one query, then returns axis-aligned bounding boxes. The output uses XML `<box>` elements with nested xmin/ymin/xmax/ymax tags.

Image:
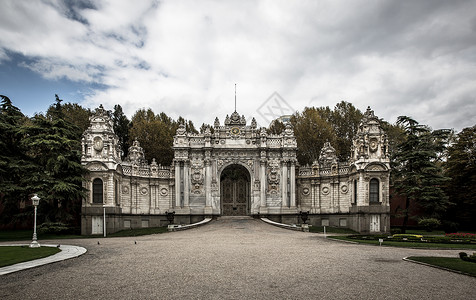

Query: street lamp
<box><xmin>29</xmin><ymin>194</ymin><xmax>41</xmax><ymax>248</ymax></box>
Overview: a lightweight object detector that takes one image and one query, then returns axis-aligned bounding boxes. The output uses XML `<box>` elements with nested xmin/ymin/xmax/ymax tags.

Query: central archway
<box><xmin>220</xmin><ymin>164</ymin><xmax>251</xmax><ymax>216</ymax></box>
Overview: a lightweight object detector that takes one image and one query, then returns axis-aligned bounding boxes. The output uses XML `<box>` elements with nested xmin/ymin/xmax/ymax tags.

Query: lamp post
<box><xmin>29</xmin><ymin>194</ymin><xmax>41</xmax><ymax>248</ymax></box>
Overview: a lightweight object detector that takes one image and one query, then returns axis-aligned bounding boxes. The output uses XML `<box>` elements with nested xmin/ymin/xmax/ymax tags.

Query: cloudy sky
<box><xmin>1</xmin><ymin>0</ymin><xmax>475</xmax><ymax>131</ymax></box>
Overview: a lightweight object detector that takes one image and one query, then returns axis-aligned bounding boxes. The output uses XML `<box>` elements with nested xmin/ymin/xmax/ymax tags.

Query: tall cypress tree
<box><xmin>112</xmin><ymin>104</ymin><xmax>131</xmax><ymax>159</ymax></box>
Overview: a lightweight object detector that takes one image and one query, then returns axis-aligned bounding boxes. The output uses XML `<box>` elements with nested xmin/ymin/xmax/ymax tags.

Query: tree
<box><xmin>267</xmin><ymin>120</ymin><xmax>286</xmax><ymax>135</ymax></box>
<box><xmin>47</xmin><ymin>102</ymin><xmax>91</xmax><ymax>134</ymax></box>
<box><xmin>291</xmin><ymin>107</ymin><xmax>337</xmax><ymax>165</ymax></box>
<box><xmin>329</xmin><ymin>101</ymin><xmax>363</xmax><ymax>161</ymax></box>
<box><xmin>391</xmin><ymin>116</ymin><xmax>451</xmax><ymax>232</ymax></box>
<box><xmin>0</xmin><ymin>95</ymin><xmax>31</xmax><ymax>226</ymax></box>
<box><xmin>20</xmin><ymin>95</ymin><xmax>87</xmax><ymax>225</ymax></box>
<box><xmin>444</xmin><ymin>125</ymin><xmax>476</xmax><ymax>230</ymax></box>
<box><xmin>199</xmin><ymin>123</ymin><xmax>214</xmax><ymax>134</ymax></box>
<box><xmin>112</xmin><ymin>104</ymin><xmax>131</xmax><ymax>159</ymax></box>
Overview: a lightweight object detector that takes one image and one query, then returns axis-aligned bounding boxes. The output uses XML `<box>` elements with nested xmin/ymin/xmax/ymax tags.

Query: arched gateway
<box><xmin>220</xmin><ymin>164</ymin><xmax>251</xmax><ymax>216</ymax></box>
<box><xmin>81</xmin><ymin>106</ymin><xmax>390</xmax><ymax>235</ymax></box>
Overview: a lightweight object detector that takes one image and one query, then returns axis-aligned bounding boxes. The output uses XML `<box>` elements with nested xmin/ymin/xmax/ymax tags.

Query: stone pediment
<box><xmin>86</xmin><ymin>161</ymin><xmax>108</xmax><ymax>171</ymax></box>
<box><xmin>365</xmin><ymin>163</ymin><xmax>388</xmax><ymax>172</ymax></box>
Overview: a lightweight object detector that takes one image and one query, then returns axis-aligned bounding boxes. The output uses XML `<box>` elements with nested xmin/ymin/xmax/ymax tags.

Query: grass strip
<box><xmin>406</xmin><ymin>256</ymin><xmax>476</xmax><ymax>277</ymax></box>
<box><xmin>309</xmin><ymin>226</ymin><xmax>358</xmax><ymax>234</ymax></box>
<box><xmin>107</xmin><ymin>226</ymin><xmax>168</xmax><ymax>237</ymax></box>
<box><xmin>329</xmin><ymin>236</ymin><xmax>476</xmax><ymax>249</ymax></box>
<box><xmin>0</xmin><ymin>246</ymin><xmax>61</xmax><ymax>268</ymax></box>
<box><xmin>0</xmin><ymin>230</ymin><xmax>84</xmax><ymax>242</ymax></box>
<box><xmin>0</xmin><ymin>227</ymin><xmax>168</xmax><ymax>241</ymax></box>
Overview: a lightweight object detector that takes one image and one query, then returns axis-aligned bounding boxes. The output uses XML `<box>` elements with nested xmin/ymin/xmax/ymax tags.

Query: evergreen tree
<box><xmin>445</xmin><ymin>125</ymin><xmax>476</xmax><ymax>230</ymax></box>
<box><xmin>112</xmin><ymin>104</ymin><xmax>131</xmax><ymax>159</ymax></box>
<box><xmin>0</xmin><ymin>95</ymin><xmax>31</xmax><ymax>225</ymax></box>
<box><xmin>391</xmin><ymin>116</ymin><xmax>451</xmax><ymax>232</ymax></box>
<box><xmin>47</xmin><ymin>102</ymin><xmax>91</xmax><ymax>134</ymax></box>
<box><xmin>199</xmin><ymin>123</ymin><xmax>214</xmax><ymax>134</ymax></box>
<box><xmin>267</xmin><ymin>120</ymin><xmax>286</xmax><ymax>135</ymax></box>
<box><xmin>20</xmin><ymin>95</ymin><xmax>86</xmax><ymax>225</ymax></box>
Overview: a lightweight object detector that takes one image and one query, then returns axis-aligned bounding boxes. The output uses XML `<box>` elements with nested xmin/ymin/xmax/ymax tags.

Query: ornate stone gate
<box><xmin>220</xmin><ymin>164</ymin><xmax>250</xmax><ymax>216</ymax></box>
<box><xmin>81</xmin><ymin>105</ymin><xmax>391</xmax><ymax>235</ymax></box>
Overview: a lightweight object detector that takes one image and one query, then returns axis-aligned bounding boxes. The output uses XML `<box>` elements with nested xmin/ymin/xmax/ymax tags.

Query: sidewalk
<box><xmin>0</xmin><ymin>244</ymin><xmax>87</xmax><ymax>275</ymax></box>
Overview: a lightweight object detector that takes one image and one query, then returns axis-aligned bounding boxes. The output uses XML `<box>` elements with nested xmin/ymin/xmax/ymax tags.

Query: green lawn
<box><xmin>329</xmin><ymin>236</ymin><xmax>476</xmax><ymax>249</ymax></box>
<box><xmin>0</xmin><ymin>227</ymin><xmax>168</xmax><ymax>242</ymax></box>
<box><xmin>404</xmin><ymin>229</ymin><xmax>446</xmax><ymax>235</ymax></box>
<box><xmin>0</xmin><ymin>230</ymin><xmax>84</xmax><ymax>242</ymax></box>
<box><xmin>407</xmin><ymin>256</ymin><xmax>476</xmax><ymax>277</ymax></box>
<box><xmin>0</xmin><ymin>246</ymin><xmax>61</xmax><ymax>268</ymax></box>
<box><xmin>309</xmin><ymin>226</ymin><xmax>358</xmax><ymax>234</ymax></box>
<box><xmin>107</xmin><ymin>226</ymin><xmax>168</xmax><ymax>237</ymax></box>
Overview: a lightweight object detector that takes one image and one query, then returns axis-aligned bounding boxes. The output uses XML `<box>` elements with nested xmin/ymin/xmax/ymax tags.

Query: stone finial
<box><xmin>176</xmin><ymin>124</ymin><xmax>186</xmax><ymax>135</ymax></box>
<box><xmin>214</xmin><ymin>117</ymin><xmax>220</xmax><ymax>127</ymax></box>
<box><xmin>319</xmin><ymin>142</ymin><xmax>338</xmax><ymax>166</ymax></box>
<box><xmin>127</xmin><ymin>138</ymin><xmax>146</xmax><ymax>164</ymax></box>
<box><xmin>284</xmin><ymin>123</ymin><xmax>294</xmax><ymax>136</ymax></box>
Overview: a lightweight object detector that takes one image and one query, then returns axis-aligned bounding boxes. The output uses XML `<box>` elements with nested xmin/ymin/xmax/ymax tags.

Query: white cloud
<box><xmin>0</xmin><ymin>0</ymin><xmax>475</xmax><ymax>130</ymax></box>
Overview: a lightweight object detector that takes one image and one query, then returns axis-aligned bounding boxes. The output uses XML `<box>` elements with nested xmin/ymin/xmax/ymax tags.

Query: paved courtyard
<box><xmin>1</xmin><ymin>218</ymin><xmax>475</xmax><ymax>299</ymax></box>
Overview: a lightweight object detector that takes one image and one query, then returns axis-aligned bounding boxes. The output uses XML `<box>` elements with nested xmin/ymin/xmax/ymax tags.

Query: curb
<box><xmin>260</xmin><ymin>218</ymin><xmax>309</xmax><ymax>232</ymax></box>
<box><xmin>0</xmin><ymin>244</ymin><xmax>87</xmax><ymax>276</ymax></box>
<box><xmin>167</xmin><ymin>218</ymin><xmax>212</xmax><ymax>232</ymax></box>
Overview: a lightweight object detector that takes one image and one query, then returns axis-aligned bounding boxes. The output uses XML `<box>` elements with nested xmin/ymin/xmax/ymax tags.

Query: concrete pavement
<box><xmin>1</xmin><ymin>218</ymin><xmax>474</xmax><ymax>299</ymax></box>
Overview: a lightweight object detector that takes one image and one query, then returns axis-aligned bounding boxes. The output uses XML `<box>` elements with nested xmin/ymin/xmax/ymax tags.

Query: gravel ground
<box><xmin>1</xmin><ymin>218</ymin><xmax>475</xmax><ymax>300</ymax></box>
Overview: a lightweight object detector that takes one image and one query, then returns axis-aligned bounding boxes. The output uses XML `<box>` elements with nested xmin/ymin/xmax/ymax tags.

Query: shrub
<box><xmin>418</xmin><ymin>218</ymin><xmax>441</xmax><ymax>232</ymax></box>
<box><xmin>445</xmin><ymin>233</ymin><xmax>476</xmax><ymax>240</ymax></box>
<box><xmin>392</xmin><ymin>234</ymin><xmax>423</xmax><ymax>241</ymax></box>
<box><xmin>442</xmin><ymin>221</ymin><xmax>459</xmax><ymax>234</ymax></box>
<box><xmin>459</xmin><ymin>252</ymin><xmax>476</xmax><ymax>263</ymax></box>
<box><xmin>391</xmin><ymin>228</ymin><xmax>402</xmax><ymax>235</ymax></box>
<box><xmin>37</xmin><ymin>222</ymin><xmax>73</xmax><ymax>235</ymax></box>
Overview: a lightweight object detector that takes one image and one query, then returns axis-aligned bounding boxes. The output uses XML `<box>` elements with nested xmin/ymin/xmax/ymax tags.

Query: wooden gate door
<box><xmin>92</xmin><ymin>216</ymin><xmax>103</xmax><ymax>235</ymax></box>
<box><xmin>370</xmin><ymin>214</ymin><xmax>380</xmax><ymax>232</ymax></box>
<box><xmin>221</xmin><ymin>165</ymin><xmax>250</xmax><ymax>216</ymax></box>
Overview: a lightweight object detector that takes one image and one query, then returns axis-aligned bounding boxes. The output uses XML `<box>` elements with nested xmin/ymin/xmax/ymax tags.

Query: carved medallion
<box><xmin>93</xmin><ymin>136</ymin><xmax>103</xmax><ymax>151</ymax></box>
<box><xmin>341</xmin><ymin>185</ymin><xmax>348</xmax><ymax>193</ymax></box>
<box><xmin>230</xmin><ymin>127</ymin><xmax>240</xmax><ymax>135</ymax></box>
<box><xmin>369</xmin><ymin>138</ymin><xmax>378</xmax><ymax>152</ymax></box>
<box><xmin>322</xmin><ymin>186</ymin><xmax>330</xmax><ymax>195</ymax></box>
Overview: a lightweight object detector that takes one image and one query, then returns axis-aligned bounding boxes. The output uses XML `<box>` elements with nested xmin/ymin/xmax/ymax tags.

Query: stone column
<box><xmin>358</xmin><ymin>171</ymin><xmax>364</xmax><ymax>205</ymax></box>
<box><xmin>281</xmin><ymin>161</ymin><xmax>288</xmax><ymax>207</ymax></box>
<box><xmin>260</xmin><ymin>161</ymin><xmax>266</xmax><ymax>207</ymax></box>
<box><xmin>107</xmin><ymin>173</ymin><xmax>114</xmax><ymax>206</ymax></box>
<box><xmin>183</xmin><ymin>161</ymin><xmax>190</xmax><ymax>207</ymax></box>
<box><xmin>290</xmin><ymin>162</ymin><xmax>296</xmax><ymax>207</ymax></box>
<box><xmin>175</xmin><ymin>162</ymin><xmax>181</xmax><ymax>207</ymax></box>
<box><xmin>205</xmin><ymin>160</ymin><xmax>212</xmax><ymax>208</ymax></box>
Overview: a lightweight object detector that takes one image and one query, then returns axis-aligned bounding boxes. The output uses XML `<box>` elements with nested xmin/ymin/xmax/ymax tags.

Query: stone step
<box><xmin>217</xmin><ymin>216</ymin><xmax>254</xmax><ymax>220</ymax></box>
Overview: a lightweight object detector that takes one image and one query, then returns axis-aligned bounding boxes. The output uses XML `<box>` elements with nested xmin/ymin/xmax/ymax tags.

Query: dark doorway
<box><xmin>220</xmin><ymin>164</ymin><xmax>250</xmax><ymax>216</ymax></box>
